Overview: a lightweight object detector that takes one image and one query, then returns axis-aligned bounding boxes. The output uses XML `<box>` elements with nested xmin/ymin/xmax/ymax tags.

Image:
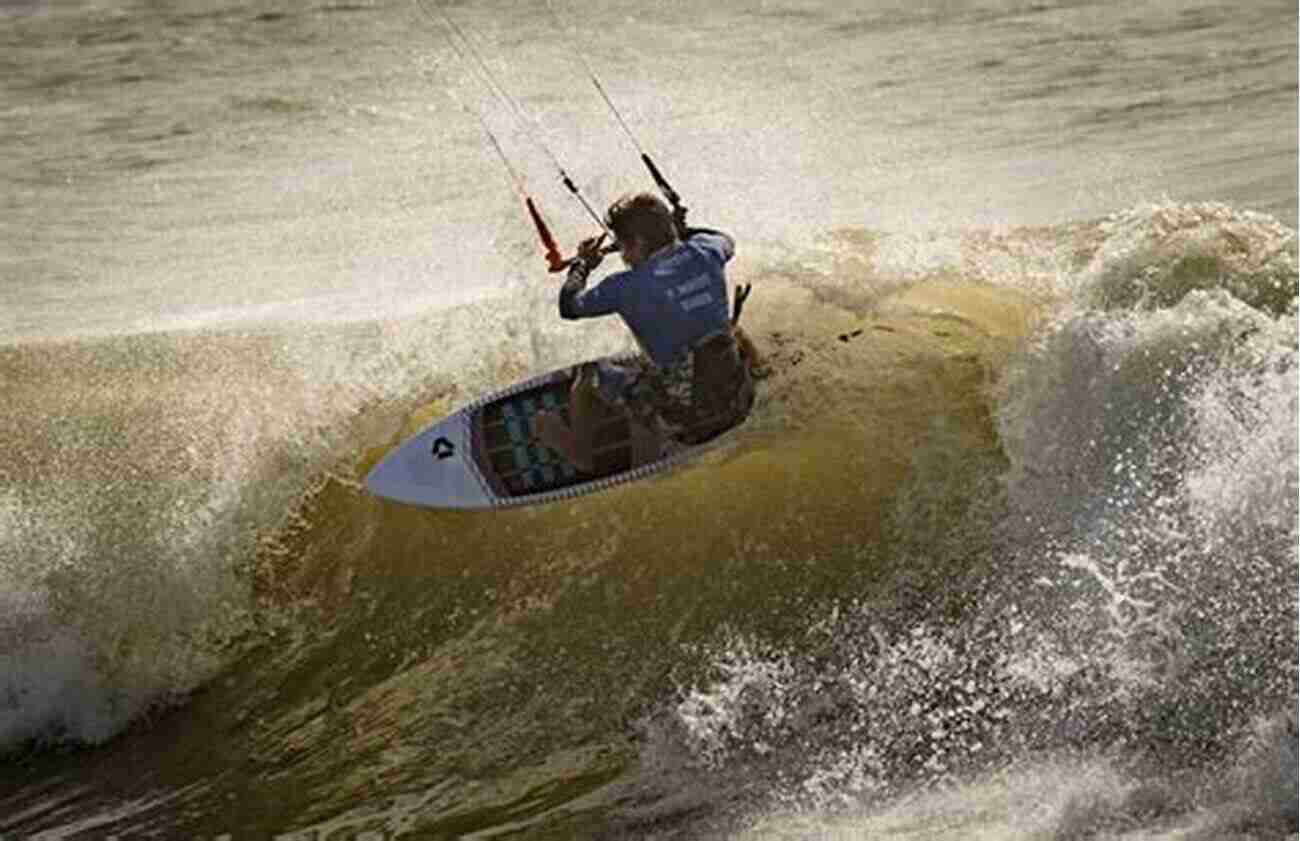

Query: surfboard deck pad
<box><xmin>365</xmin><ymin>354</ymin><xmax>744</xmax><ymax>510</ymax></box>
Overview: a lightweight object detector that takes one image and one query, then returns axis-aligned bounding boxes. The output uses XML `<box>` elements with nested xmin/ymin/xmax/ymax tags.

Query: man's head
<box><xmin>605</xmin><ymin>192</ymin><xmax>677</xmax><ymax>267</ymax></box>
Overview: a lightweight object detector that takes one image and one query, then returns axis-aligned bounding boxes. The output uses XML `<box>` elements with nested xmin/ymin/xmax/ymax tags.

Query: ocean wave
<box><xmin>1</xmin><ymin>202</ymin><xmax>1295</xmax><ymax>841</ymax></box>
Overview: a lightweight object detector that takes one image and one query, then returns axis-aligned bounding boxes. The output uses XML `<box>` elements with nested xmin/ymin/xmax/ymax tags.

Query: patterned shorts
<box><xmin>592</xmin><ymin>332</ymin><xmax>754</xmax><ymax>442</ymax></box>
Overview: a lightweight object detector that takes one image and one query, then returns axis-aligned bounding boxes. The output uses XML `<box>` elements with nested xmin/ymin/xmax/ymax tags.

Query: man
<box><xmin>533</xmin><ymin>192</ymin><xmax>758</xmax><ymax>472</ymax></box>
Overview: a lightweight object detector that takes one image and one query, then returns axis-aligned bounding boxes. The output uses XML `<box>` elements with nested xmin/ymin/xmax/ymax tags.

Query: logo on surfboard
<box><xmin>431</xmin><ymin>437</ymin><xmax>455</xmax><ymax>460</ymax></box>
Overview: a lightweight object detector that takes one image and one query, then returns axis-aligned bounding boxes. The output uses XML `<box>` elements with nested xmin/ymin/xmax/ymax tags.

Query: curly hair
<box><xmin>605</xmin><ymin>192</ymin><xmax>677</xmax><ymax>253</ymax></box>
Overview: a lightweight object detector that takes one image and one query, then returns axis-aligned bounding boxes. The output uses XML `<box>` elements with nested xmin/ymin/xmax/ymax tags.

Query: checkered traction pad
<box><xmin>478</xmin><ymin>385</ymin><xmax>584</xmax><ymax>496</ymax></box>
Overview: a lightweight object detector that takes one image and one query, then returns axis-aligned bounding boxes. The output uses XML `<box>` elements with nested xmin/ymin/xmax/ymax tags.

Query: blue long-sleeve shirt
<box><xmin>559</xmin><ymin>229</ymin><xmax>735</xmax><ymax>369</ymax></box>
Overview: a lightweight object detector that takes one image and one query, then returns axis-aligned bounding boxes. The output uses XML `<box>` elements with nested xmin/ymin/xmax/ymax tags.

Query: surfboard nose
<box><xmin>364</xmin><ymin>417</ymin><xmax>493</xmax><ymax>509</ymax></box>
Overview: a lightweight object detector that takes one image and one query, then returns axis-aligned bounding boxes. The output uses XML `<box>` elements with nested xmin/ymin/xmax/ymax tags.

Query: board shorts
<box><xmin>592</xmin><ymin>330</ymin><xmax>755</xmax><ymax>444</ymax></box>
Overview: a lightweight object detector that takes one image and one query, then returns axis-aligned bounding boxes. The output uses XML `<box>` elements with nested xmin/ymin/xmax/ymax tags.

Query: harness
<box><xmin>672</xmin><ymin>290</ymin><xmax>756</xmax><ymax>445</ymax></box>
<box><xmin>732</xmin><ymin>282</ymin><xmax>752</xmax><ymax>327</ymax></box>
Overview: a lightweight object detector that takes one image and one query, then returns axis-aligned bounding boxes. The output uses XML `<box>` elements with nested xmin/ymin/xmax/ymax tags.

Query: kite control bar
<box><xmin>528</xmin><ymin>197</ymin><xmax>619</xmax><ymax>272</ymax></box>
<box><xmin>428</xmin><ymin>0</ymin><xmax>696</xmax><ymax>273</ymax></box>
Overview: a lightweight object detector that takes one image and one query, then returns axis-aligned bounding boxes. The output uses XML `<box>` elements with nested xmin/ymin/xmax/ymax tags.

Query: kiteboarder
<box><xmin>533</xmin><ymin>192</ymin><xmax>760</xmax><ymax>471</ymax></box>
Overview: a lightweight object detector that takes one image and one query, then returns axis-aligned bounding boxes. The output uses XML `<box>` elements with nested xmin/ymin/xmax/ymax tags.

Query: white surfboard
<box><xmin>365</xmin><ymin>354</ymin><xmax>749</xmax><ymax>510</ymax></box>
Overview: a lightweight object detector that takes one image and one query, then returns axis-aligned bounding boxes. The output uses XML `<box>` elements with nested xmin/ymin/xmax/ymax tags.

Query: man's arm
<box><xmin>559</xmin><ymin>259</ymin><xmax>596</xmax><ymax>319</ymax></box>
<box><xmin>558</xmin><ymin>235</ymin><xmax>620</xmax><ymax>320</ymax></box>
<box><xmin>684</xmin><ymin>227</ymin><xmax>735</xmax><ymax>266</ymax></box>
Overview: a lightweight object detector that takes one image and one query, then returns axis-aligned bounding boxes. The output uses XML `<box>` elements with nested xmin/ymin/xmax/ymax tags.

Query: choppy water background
<box><xmin>1</xmin><ymin>1</ymin><xmax>1296</xmax><ymax>838</ymax></box>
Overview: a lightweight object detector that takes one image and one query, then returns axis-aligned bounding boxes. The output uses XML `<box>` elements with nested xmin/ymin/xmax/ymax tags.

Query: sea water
<box><xmin>1</xmin><ymin>1</ymin><xmax>1295</xmax><ymax>838</ymax></box>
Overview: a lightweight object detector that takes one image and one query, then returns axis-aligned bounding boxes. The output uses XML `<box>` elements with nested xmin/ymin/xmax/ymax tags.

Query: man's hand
<box><xmin>576</xmin><ymin>233</ymin><xmax>607</xmax><ymax>269</ymax></box>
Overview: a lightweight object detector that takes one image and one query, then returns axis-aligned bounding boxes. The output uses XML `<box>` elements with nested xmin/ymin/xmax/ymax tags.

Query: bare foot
<box><xmin>533</xmin><ymin>410</ymin><xmax>593</xmax><ymax>472</ymax></box>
